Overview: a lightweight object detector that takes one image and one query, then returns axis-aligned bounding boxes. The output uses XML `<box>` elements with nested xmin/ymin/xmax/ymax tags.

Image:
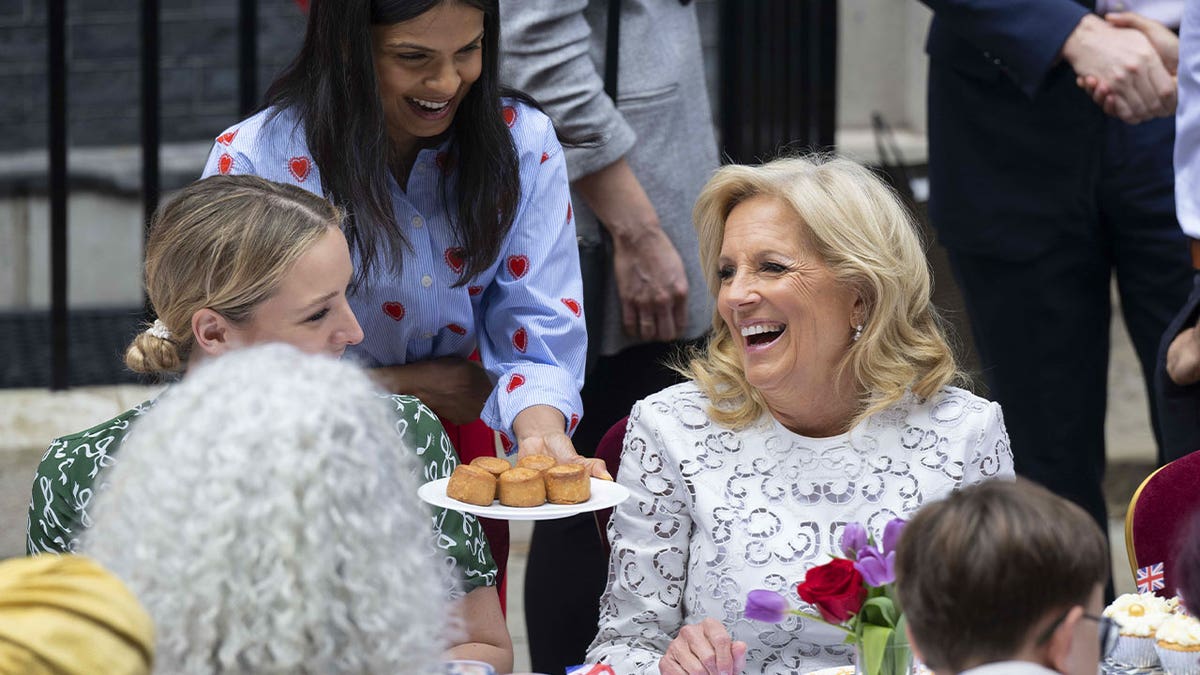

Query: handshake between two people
<box><xmin>1066</xmin><ymin>12</ymin><xmax>1178</xmax><ymax>125</ymax></box>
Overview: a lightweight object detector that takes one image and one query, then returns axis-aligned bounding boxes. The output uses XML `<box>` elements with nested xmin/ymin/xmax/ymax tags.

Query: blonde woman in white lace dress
<box><xmin>586</xmin><ymin>156</ymin><xmax>1015</xmax><ymax>675</ymax></box>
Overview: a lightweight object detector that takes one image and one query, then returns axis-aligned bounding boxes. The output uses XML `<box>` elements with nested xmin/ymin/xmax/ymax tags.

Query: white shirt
<box><xmin>587</xmin><ymin>382</ymin><xmax>1015</xmax><ymax>674</ymax></box>
<box><xmin>1094</xmin><ymin>0</ymin><xmax>1182</xmax><ymax>28</ymax></box>
<box><xmin>1177</xmin><ymin>0</ymin><xmax>1200</xmax><ymax>239</ymax></box>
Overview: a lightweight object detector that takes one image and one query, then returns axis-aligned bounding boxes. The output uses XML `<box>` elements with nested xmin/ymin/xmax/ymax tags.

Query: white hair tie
<box><xmin>147</xmin><ymin>319</ymin><xmax>172</xmax><ymax>341</ymax></box>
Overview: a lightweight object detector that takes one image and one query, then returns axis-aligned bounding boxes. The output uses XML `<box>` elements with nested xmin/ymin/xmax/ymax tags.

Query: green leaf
<box><xmin>861</xmin><ymin>624</ymin><xmax>894</xmax><ymax>675</ymax></box>
<box><xmin>860</xmin><ymin>597</ymin><xmax>898</xmax><ymax>628</ymax></box>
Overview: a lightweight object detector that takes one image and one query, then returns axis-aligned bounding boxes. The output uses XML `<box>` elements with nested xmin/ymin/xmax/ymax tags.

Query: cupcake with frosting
<box><xmin>1104</xmin><ymin>593</ymin><xmax>1174</xmax><ymax>667</ymax></box>
<box><xmin>1155</xmin><ymin>613</ymin><xmax>1200</xmax><ymax>675</ymax></box>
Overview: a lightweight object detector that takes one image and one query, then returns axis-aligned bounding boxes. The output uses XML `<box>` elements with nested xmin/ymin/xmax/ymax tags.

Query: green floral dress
<box><xmin>26</xmin><ymin>393</ymin><xmax>497</xmax><ymax>591</ymax></box>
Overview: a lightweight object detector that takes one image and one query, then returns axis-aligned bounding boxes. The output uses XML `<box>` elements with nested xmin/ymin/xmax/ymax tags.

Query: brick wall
<box><xmin>1</xmin><ymin>0</ymin><xmax>306</xmax><ymax>152</ymax></box>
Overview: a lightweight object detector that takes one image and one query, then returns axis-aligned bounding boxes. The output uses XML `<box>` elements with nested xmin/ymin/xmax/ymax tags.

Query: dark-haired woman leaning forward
<box><xmin>201</xmin><ymin>0</ymin><xmax>610</xmax><ymax>606</ymax></box>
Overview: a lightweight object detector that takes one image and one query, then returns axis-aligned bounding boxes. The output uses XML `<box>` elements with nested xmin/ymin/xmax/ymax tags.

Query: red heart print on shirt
<box><xmin>382</xmin><ymin>302</ymin><xmax>405</xmax><ymax>321</ymax></box>
<box><xmin>468</xmin><ymin>285</ymin><xmax>483</xmax><ymax>297</ymax></box>
<box><xmin>446</xmin><ymin>323</ymin><xmax>467</xmax><ymax>336</ymax></box>
<box><xmin>507</xmin><ymin>255</ymin><xmax>529</xmax><ymax>280</ymax></box>
<box><xmin>568</xmin><ymin>413</ymin><xmax>580</xmax><ymax>434</ymax></box>
<box><xmin>561</xmin><ymin>298</ymin><xmax>582</xmax><ymax>317</ymax></box>
<box><xmin>499</xmin><ymin>431</ymin><xmax>514</xmax><ymax>454</ymax></box>
<box><xmin>444</xmin><ymin>247</ymin><xmax>466</xmax><ymax>274</ymax></box>
<box><xmin>566</xmin><ymin>202</ymin><xmax>573</xmax><ymax>223</ymax></box>
<box><xmin>512</xmin><ymin>327</ymin><xmax>528</xmax><ymax>353</ymax></box>
<box><xmin>288</xmin><ymin>156</ymin><xmax>311</xmax><ymax>182</ymax></box>
<box><xmin>503</xmin><ymin>106</ymin><xmax>517</xmax><ymax>127</ymax></box>
<box><xmin>540</xmin><ymin>152</ymin><xmax>549</xmax><ymax>164</ymax></box>
<box><xmin>216</xmin><ymin>129</ymin><xmax>238</xmax><ymax>145</ymax></box>
<box><xmin>506</xmin><ymin>373</ymin><xmax>526</xmax><ymax>393</ymax></box>
<box><xmin>217</xmin><ymin>153</ymin><xmax>234</xmax><ymax>175</ymax></box>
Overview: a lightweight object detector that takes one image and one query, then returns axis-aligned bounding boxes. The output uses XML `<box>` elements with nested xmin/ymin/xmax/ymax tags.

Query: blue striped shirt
<box><xmin>201</xmin><ymin>101</ymin><xmax>586</xmax><ymax>447</ymax></box>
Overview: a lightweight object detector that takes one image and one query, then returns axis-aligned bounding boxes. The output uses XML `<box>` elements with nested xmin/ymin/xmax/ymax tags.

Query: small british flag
<box><xmin>566</xmin><ymin>666</ymin><xmax>616</xmax><ymax>675</ymax></box>
<box><xmin>1136</xmin><ymin>562</ymin><xmax>1165</xmax><ymax>593</ymax></box>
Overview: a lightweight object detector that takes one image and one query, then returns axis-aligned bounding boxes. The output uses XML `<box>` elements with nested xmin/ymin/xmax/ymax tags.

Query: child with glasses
<box><xmin>895</xmin><ymin>479</ymin><xmax>1117</xmax><ymax>675</ymax></box>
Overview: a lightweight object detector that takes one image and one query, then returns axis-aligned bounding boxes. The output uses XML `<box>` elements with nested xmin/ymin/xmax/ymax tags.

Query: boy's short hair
<box><xmin>895</xmin><ymin>479</ymin><xmax>1108</xmax><ymax>672</ymax></box>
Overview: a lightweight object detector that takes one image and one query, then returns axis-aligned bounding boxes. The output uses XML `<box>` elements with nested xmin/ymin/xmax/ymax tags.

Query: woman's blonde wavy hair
<box><xmin>681</xmin><ymin>154</ymin><xmax>960</xmax><ymax>431</ymax></box>
<box><xmin>125</xmin><ymin>175</ymin><xmax>343</xmax><ymax>375</ymax></box>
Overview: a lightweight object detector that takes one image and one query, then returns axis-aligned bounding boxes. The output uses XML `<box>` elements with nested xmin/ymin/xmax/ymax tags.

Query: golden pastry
<box><xmin>446</xmin><ymin>464</ymin><xmax>496</xmax><ymax>507</ymax></box>
<box><xmin>469</xmin><ymin>456</ymin><xmax>511</xmax><ymax>478</ymax></box>
<box><xmin>516</xmin><ymin>455</ymin><xmax>556</xmax><ymax>473</ymax></box>
<box><xmin>544</xmin><ymin>464</ymin><xmax>590</xmax><ymax>504</ymax></box>
<box><xmin>497</xmin><ymin>467</ymin><xmax>546</xmax><ymax>507</ymax></box>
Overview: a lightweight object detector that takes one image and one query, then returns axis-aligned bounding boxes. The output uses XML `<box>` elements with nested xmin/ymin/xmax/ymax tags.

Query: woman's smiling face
<box><xmin>371</xmin><ymin>1</ymin><xmax>485</xmax><ymax>154</ymax></box>
<box><xmin>717</xmin><ymin>194</ymin><xmax>862</xmax><ymax>413</ymax></box>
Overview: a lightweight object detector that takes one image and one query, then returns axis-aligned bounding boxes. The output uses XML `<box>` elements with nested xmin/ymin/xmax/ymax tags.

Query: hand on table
<box><xmin>514</xmin><ymin>404</ymin><xmax>611</xmax><ymax>479</ymax></box>
<box><xmin>1167</xmin><ymin>321</ymin><xmax>1200</xmax><ymax>386</ymax></box>
<box><xmin>371</xmin><ymin>357</ymin><xmax>492</xmax><ymax>425</ymax></box>
<box><xmin>1066</xmin><ymin>13</ymin><xmax>1177</xmax><ymax>124</ymax></box>
<box><xmin>660</xmin><ymin>618</ymin><xmax>748</xmax><ymax>675</ymax></box>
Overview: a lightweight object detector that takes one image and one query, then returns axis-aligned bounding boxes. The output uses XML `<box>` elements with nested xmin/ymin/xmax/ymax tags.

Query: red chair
<box><xmin>592</xmin><ymin>416</ymin><xmax>629</xmax><ymax>557</ymax></box>
<box><xmin>1125</xmin><ymin>449</ymin><xmax>1200</xmax><ymax>597</ymax></box>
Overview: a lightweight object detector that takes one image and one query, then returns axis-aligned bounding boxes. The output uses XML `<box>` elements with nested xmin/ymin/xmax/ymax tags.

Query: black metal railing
<box><xmin>719</xmin><ymin>0</ymin><xmax>838</xmax><ymax>163</ymax></box>
<box><xmin>43</xmin><ymin>0</ymin><xmax>263</xmax><ymax>390</ymax></box>
<box><xmin>48</xmin><ymin>0</ymin><xmax>67</xmax><ymax>391</ymax></box>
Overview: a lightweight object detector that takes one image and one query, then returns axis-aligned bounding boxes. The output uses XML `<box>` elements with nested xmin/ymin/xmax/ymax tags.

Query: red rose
<box><xmin>797</xmin><ymin>558</ymin><xmax>867</xmax><ymax>624</ymax></box>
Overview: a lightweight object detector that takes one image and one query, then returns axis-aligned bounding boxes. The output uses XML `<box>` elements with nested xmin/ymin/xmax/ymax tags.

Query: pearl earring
<box><xmin>852</xmin><ymin>324</ymin><xmax>863</xmax><ymax>342</ymax></box>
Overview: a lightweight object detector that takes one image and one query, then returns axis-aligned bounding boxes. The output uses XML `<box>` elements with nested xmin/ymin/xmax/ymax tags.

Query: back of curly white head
<box><xmin>82</xmin><ymin>344</ymin><xmax>450</xmax><ymax>674</ymax></box>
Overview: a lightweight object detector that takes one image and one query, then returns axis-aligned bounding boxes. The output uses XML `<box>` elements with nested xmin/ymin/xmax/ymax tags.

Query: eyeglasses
<box><xmin>1035</xmin><ymin>609</ymin><xmax>1119</xmax><ymax>660</ymax></box>
<box><xmin>1084</xmin><ymin>614</ymin><xmax>1120</xmax><ymax>660</ymax></box>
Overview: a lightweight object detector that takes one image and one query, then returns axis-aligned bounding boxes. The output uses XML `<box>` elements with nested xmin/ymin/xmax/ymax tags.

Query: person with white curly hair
<box><xmin>81</xmin><ymin>344</ymin><xmax>451</xmax><ymax>673</ymax></box>
<box><xmin>26</xmin><ymin>174</ymin><xmax>512</xmax><ymax>671</ymax></box>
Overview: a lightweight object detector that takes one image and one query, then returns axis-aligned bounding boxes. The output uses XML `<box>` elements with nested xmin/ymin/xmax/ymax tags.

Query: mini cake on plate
<box><xmin>516</xmin><ymin>455</ymin><xmax>556</xmax><ymax>474</ymax></box>
<box><xmin>446</xmin><ymin>464</ymin><xmax>497</xmax><ymax>506</ymax></box>
<box><xmin>498</xmin><ymin>467</ymin><xmax>546</xmax><ymax>507</ymax></box>
<box><xmin>544</xmin><ymin>464</ymin><xmax>590</xmax><ymax>504</ymax></box>
<box><xmin>1155</xmin><ymin>613</ymin><xmax>1200</xmax><ymax>675</ymax></box>
<box><xmin>1104</xmin><ymin>592</ymin><xmax>1174</xmax><ymax>667</ymax></box>
<box><xmin>469</xmin><ymin>456</ymin><xmax>511</xmax><ymax>478</ymax></box>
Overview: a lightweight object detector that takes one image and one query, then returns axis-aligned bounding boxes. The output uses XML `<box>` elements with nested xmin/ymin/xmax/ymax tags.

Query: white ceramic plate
<box><xmin>418</xmin><ymin>477</ymin><xmax>630</xmax><ymax>521</ymax></box>
<box><xmin>805</xmin><ymin>664</ymin><xmax>931</xmax><ymax>675</ymax></box>
<box><xmin>805</xmin><ymin>667</ymin><xmax>855</xmax><ymax>675</ymax></box>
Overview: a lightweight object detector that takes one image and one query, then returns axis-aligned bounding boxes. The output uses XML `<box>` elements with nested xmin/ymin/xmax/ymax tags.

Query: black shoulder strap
<box><xmin>604</xmin><ymin>0</ymin><xmax>620</xmax><ymax>99</ymax></box>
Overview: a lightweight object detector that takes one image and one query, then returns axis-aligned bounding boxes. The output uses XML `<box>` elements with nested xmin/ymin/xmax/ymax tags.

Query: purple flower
<box><xmin>882</xmin><ymin>518</ymin><xmax>907</xmax><ymax>555</ymax></box>
<box><xmin>745</xmin><ymin>589</ymin><xmax>789</xmax><ymax>623</ymax></box>
<box><xmin>854</xmin><ymin>547</ymin><xmax>897</xmax><ymax>587</ymax></box>
<box><xmin>840</xmin><ymin>522</ymin><xmax>868</xmax><ymax>558</ymax></box>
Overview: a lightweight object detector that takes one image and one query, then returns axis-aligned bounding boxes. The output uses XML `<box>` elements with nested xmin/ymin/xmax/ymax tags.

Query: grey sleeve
<box><xmin>499</xmin><ymin>0</ymin><xmax>636</xmax><ymax>180</ymax></box>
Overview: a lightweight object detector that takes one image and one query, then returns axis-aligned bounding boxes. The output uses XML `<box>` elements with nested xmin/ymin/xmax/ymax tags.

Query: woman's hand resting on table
<box><xmin>660</xmin><ymin>618</ymin><xmax>748</xmax><ymax>675</ymax></box>
<box><xmin>371</xmin><ymin>357</ymin><xmax>493</xmax><ymax>425</ymax></box>
<box><xmin>514</xmin><ymin>405</ymin><xmax>611</xmax><ymax>480</ymax></box>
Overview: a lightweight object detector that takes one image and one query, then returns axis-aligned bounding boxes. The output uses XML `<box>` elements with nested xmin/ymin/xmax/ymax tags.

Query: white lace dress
<box><xmin>586</xmin><ymin>382</ymin><xmax>1014</xmax><ymax>674</ymax></box>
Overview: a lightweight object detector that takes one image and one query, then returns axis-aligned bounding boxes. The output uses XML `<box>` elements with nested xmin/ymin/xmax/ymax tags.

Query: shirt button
<box><xmin>422</xmin><ymin>331</ymin><xmax>434</xmax><ymax>339</ymax></box>
<box><xmin>421</xmin><ymin>275</ymin><xmax>433</xmax><ymax>288</ymax></box>
<box><xmin>412</xmin><ymin>215</ymin><xmax>424</xmax><ymax>228</ymax></box>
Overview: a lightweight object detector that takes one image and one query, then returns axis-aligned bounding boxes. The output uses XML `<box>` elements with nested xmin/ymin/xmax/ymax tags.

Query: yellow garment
<box><xmin>0</xmin><ymin>555</ymin><xmax>154</xmax><ymax>675</ymax></box>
